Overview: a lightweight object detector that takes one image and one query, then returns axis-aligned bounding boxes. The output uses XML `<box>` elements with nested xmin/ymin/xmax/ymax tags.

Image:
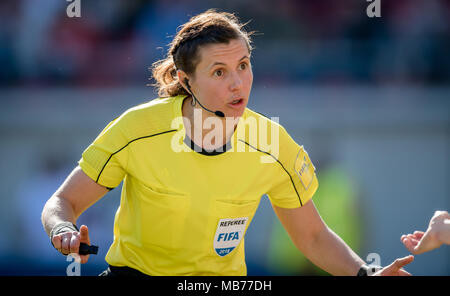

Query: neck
<box><xmin>182</xmin><ymin>97</ymin><xmax>239</xmax><ymax>150</ymax></box>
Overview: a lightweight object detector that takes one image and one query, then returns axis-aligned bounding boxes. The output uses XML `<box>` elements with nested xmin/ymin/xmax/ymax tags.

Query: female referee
<box><xmin>42</xmin><ymin>9</ymin><xmax>413</xmax><ymax>276</ymax></box>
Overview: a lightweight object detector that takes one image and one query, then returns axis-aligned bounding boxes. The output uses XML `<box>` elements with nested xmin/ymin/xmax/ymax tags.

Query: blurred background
<box><xmin>0</xmin><ymin>0</ymin><xmax>448</xmax><ymax>276</ymax></box>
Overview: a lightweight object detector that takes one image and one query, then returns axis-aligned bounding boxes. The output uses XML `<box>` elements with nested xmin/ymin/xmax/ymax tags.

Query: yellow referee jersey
<box><xmin>78</xmin><ymin>95</ymin><xmax>318</xmax><ymax>275</ymax></box>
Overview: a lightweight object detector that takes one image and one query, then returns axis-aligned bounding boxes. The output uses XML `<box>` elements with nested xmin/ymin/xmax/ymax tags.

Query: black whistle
<box><xmin>79</xmin><ymin>242</ymin><xmax>99</xmax><ymax>255</ymax></box>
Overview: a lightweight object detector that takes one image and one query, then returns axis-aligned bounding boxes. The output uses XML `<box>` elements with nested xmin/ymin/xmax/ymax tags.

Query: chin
<box><xmin>226</xmin><ymin>108</ymin><xmax>245</xmax><ymax>119</ymax></box>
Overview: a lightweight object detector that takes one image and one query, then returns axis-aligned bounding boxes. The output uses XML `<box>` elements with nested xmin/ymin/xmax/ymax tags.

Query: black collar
<box><xmin>184</xmin><ymin>135</ymin><xmax>232</xmax><ymax>156</ymax></box>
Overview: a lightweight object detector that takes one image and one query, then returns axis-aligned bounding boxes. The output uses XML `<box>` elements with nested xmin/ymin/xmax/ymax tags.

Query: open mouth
<box><xmin>229</xmin><ymin>98</ymin><xmax>243</xmax><ymax>105</ymax></box>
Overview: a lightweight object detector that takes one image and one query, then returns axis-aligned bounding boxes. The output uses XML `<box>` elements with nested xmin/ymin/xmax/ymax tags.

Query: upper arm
<box><xmin>54</xmin><ymin>165</ymin><xmax>110</xmax><ymax>219</ymax></box>
<box><xmin>266</xmin><ymin>126</ymin><xmax>319</xmax><ymax>209</ymax></box>
<box><xmin>272</xmin><ymin>200</ymin><xmax>327</xmax><ymax>249</ymax></box>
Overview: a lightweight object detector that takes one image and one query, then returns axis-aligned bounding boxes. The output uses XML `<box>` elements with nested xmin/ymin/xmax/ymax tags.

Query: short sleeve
<box><xmin>78</xmin><ymin>118</ymin><xmax>129</xmax><ymax>189</ymax></box>
<box><xmin>266</xmin><ymin>126</ymin><xmax>319</xmax><ymax>209</ymax></box>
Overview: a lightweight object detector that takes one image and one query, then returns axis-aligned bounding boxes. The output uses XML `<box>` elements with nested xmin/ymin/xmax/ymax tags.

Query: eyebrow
<box><xmin>209</xmin><ymin>55</ymin><xmax>250</xmax><ymax>68</ymax></box>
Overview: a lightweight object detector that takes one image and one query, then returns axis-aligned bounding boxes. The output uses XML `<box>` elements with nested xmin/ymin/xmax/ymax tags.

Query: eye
<box><xmin>239</xmin><ymin>62</ymin><xmax>248</xmax><ymax>70</ymax></box>
<box><xmin>214</xmin><ymin>69</ymin><xmax>223</xmax><ymax>77</ymax></box>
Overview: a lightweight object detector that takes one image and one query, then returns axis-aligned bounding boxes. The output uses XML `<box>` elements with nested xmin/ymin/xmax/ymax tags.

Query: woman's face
<box><xmin>187</xmin><ymin>38</ymin><xmax>253</xmax><ymax>118</ymax></box>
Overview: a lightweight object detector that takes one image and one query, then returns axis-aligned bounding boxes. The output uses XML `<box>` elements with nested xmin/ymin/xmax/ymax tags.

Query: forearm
<box><xmin>300</xmin><ymin>227</ymin><xmax>365</xmax><ymax>276</ymax></box>
<box><xmin>41</xmin><ymin>195</ymin><xmax>77</xmax><ymax>236</ymax></box>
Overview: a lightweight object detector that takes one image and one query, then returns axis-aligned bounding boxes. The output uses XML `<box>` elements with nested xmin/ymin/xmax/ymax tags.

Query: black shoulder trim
<box><xmin>239</xmin><ymin>140</ymin><xmax>303</xmax><ymax>207</ymax></box>
<box><xmin>96</xmin><ymin>129</ymin><xmax>178</xmax><ymax>183</ymax></box>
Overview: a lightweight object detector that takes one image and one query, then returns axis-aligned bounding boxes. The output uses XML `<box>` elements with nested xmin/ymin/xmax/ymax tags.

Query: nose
<box><xmin>229</xmin><ymin>71</ymin><xmax>243</xmax><ymax>92</ymax></box>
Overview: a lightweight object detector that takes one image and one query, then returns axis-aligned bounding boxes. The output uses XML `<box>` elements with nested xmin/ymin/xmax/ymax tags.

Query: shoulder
<box><xmin>112</xmin><ymin>95</ymin><xmax>184</xmax><ymax>140</ymax></box>
<box><xmin>239</xmin><ymin>107</ymin><xmax>304</xmax><ymax>157</ymax></box>
<box><xmin>241</xmin><ymin>107</ymin><xmax>290</xmax><ymax>139</ymax></box>
<box><xmin>243</xmin><ymin>108</ymin><xmax>281</xmax><ymax>126</ymax></box>
<box><xmin>121</xmin><ymin>96</ymin><xmax>181</xmax><ymax>124</ymax></box>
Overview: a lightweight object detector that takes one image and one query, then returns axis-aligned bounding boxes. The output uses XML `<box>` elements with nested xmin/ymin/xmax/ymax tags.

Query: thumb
<box><xmin>412</xmin><ymin>230</ymin><xmax>432</xmax><ymax>254</ymax></box>
<box><xmin>79</xmin><ymin>225</ymin><xmax>91</xmax><ymax>245</ymax></box>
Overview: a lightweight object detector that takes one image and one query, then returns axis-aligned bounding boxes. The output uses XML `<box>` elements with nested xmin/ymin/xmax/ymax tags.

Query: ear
<box><xmin>176</xmin><ymin>70</ymin><xmax>191</xmax><ymax>94</ymax></box>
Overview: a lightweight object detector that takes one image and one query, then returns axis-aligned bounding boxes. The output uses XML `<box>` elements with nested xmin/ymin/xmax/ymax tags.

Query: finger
<box><xmin>405</xmin><ymin>236</ymin><xmax>421</xmax><ymax>250</ymax></box>
<box><xmin>402</xmin><ymin>235</ymin><xmax>418</xmax><ymax>244</ymax></box>
<box><xmin>61</xmin><ymin>233</ymin><xmax>71</xmax><ymax>255</ymax></box>
<box><xmin>400</xmin><ymin>234</ymin><xmax>409</xmax><ymax>242</ymax></box>
<box><xmin>393</xmin><ymin>255</ymin><xmax>414</xmax><ymax>269</ymax></box>
<box><xmin>401</xmin><ymin>236</ymin><xmax>409</xmax><ymax>245</ymax></box>
<box><xmin>413</xmin><ymin>230</ymin><xmax>433</xmax><ymax>254</ymax></box>
<box><xmin>398</xmin><ymin>269</ymin><xmax>412</xmax><ymax>276</ymax></box>
<box><xmin>52</xmin><ymin>235</ymin><xmax>62</xmax><ymax>251</ymax></box>
<box><xmin>69</xmin><ymin>232</ymin><xmax>80</xmax><ymax>254</ymax></box>
<box><xmin>80</xmin><ymin>254</ymin><xmax>90</xmax><ymax>264</ymax></box>
<box><xmin>79</xmin><ymin>225</ymin><xmax>90</xmax><ymax>245</ymax></box>
<box><xmin>79</xmin><ymin>225</ymin><xmax>92</xmax><ymax>263</ymax></box>
<box><xmin>408</xmin><ymin>237</ymin><xmax>420</xmax><ymax>246</ymax></box>
<box><xmin>413</xmin><ymin>231</ymin><xmax>424</xmax><ymax>239</ymax></box>
<box><xmin>402</xmin><ymin>237</ymin><xmax>416</xmax><ymax>253</ymax></box>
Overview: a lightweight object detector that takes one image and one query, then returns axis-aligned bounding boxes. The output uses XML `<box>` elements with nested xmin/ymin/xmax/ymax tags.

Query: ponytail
<box><xmin>150</xmin><ymin>56</ymin><xmax>188</xmax><ymax>98</ymax></box>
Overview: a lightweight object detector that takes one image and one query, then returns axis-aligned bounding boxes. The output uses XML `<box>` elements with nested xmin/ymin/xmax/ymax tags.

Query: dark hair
<box><xmin>151</xmin><ymin>9</ymin><xmax>254</xmax><ymax>97</ymax></box>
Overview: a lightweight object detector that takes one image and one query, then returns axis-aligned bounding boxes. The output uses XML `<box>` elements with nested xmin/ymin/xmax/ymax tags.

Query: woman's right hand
<box><xmin>51</xmin><ymin>224</ymin><xmax>91</xmax><ymax>264</ymax></box>
<box><xmin>42</xmin><ymin>166</ymin><xmax>110</xmax><ymax>264</ymax></box>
